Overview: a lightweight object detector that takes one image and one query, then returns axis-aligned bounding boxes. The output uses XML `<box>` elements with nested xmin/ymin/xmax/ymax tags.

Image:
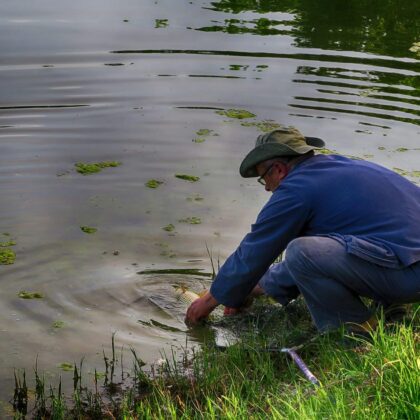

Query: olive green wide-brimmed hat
<box><xmin>239</xmin><ymin>127</ymin><xmax>325</xmax><ymax>177</ymax></box>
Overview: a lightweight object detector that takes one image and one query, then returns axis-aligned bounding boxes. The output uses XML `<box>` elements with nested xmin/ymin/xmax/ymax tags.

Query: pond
<box><xmin>0</xmin><ymin>0</ymin><xmax>419</xmax><ymax>412</ymax></box>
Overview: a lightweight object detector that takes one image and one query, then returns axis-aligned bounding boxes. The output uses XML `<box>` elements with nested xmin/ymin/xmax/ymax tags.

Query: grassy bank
<box><xmin>12</xmin><ymin>300</ymin><xmax>419</xmax><ymax>419</ymax></box>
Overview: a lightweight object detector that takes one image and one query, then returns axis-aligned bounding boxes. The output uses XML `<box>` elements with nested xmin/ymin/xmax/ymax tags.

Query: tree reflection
<box><xmin>205</xmin><ymin>0</ymin><xmax>420</xmax><ymax>58</ymax></box>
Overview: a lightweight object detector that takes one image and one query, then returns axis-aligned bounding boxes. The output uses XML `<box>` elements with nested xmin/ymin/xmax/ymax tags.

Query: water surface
<box><xmin>0</xmin><ymin>0</ymin><xmax>419</xmax><ymax>411</ymax></box>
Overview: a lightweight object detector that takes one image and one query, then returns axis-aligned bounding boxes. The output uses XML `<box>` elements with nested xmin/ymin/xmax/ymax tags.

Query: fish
<box><xmin>173</xmin><ymin>285</ymin><xmax>205</xmax><ymax>305</ymax></box>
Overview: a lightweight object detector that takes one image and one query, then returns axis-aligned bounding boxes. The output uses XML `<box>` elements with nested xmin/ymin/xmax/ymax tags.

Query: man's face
<box><xmin>256</xmin><ymin>160</ymin><xmax>288</xmax><ymax>192</ymax></box>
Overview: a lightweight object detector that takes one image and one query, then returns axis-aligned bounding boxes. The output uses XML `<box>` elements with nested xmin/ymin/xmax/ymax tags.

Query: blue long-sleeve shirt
<box><xmin>210</xmin><ymin>154</ymin><xmax>420</xmax><ymax>307</ymax></box>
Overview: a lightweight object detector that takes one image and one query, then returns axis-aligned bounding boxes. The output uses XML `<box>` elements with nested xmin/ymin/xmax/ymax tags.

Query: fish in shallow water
<box><xmin>173</xmin><ymin>285</ymin><xmax>205</xmax><ymax>306</ymax></box>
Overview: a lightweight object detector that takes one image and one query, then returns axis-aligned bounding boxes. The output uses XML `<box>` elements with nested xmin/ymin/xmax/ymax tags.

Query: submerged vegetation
<box><xmin>11</xmin><ymin>302</ymin><xmax>419</xmax><ymax>419</ymax></box>
<box><xmin>18</xmin><ymin>291</ymin><xmax>43</xmax><ymax>299</ymax></box>
<box><xmin>162</xmin><ymin>224</ymin><xmax>175</xmax><ymax>232</ymax></box>
<box><xmin>145</xmin><ymin>179</ymin><xmax>164</xmax><ymax>188</ymax></box>
<box><xmin>0</xmin><ymin>248</ymin><xmax>16</xmax><ymax>265</ymax></box>
<box><xmin>179</xmin><ymin>216</ymin><xmax>202</xmax><ymax>225</ymax></box>
<box><xmin>80</xmin><ymin>226</ymin><xmax>97</xmax><ymax>234</ymax></box>
<box><xmin>215</xmin><ymin>108</ymin><xmax>256</xmax><ymax>119</ymax></box>
<box><xmin>74</xmin><ymin>161</ymin><xmax>121</xmax><ymax>175</ymax></box>
<box><xmin>0</xmin><ymin>233</ymin><xmax>16</xmax><ymax>265</ymax></box>
<box><xmin>175</xmin><ymin>174</ymin><xmax>200</xmax><ymax>182</ymax></box>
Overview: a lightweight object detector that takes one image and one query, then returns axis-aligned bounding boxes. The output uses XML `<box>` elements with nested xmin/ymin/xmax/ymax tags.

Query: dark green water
<box><xmin>0</xmin><ymin>0</ymin><xmax>419</xmax><ymax>413</ymax></box>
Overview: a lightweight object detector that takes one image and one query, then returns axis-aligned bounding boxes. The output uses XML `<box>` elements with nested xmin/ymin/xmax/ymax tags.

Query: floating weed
<box><xmin>240</xmin><ymin>120</ymin><xmax>282</xmax><ymax>132</ymax></box>
<box><xmin>0</xmin><ymin>240</ymin><xmax>16</xmax><ymax>247</ymax></box>
<box><xmin>196</xmin><ymin>129</ymin><xmax>213</xmax><ymax>136</ymax></box>
<box><xmin>179</xmin><ymin>216</ymin><xmax>201</xmax><ymax>225</ymax></box>
<box><xmin>52</xmin><ymin>321</ymin><xmax>65</xmax><ymax>329</ymax></box>
<box><xmin>175</xmin><ymin>174</ymin><xmax>200</xmax><ymax>182</ymax></box>
<box><xmin>74</xmin><ymin>161</ymin><xmax>121</xmax><ymax>175</ymax></box>
<box><xmin>58</xmin><ymin>363</ymin><xmax>73</xmax><ymax>372</ymax></box>
<box><xmin>187</xmin><ymin>193</ymin><xmax>204</xmax><ymax>202</ymax></box>
<box><xmin>145</xmin><ymin>179</ymin><xmax>164</xmax><ymax>188</ymax></box>
<box><xmin>0</xmin><ymin>248</ymin><xmax>16</xmax><ymax>264</ymax></box>
<box><xmin>392</xmin><ymin>168</ymin><xmax>420</xmax><ymax>179</ymax></box>
<box><xmin>193</xmin><ymin>128</ymin><xmax>218</xmax><ymax>143</ymax></box>
<box><xmin>395</xmin><ymin>147</ymin><xmax>409</xmax><ymax>152</ymax></box>
<box><xmin>80</xmin><ymin>226</ymin><xmax>97</xmax><ymax>234</ymax></box>
<box><xmin>155</xmin><ymin>19</ymin><xmax>168</xmax><ymax>28</ymax></box>
<box><xmin>162</xmin><ymin>224</ymin><xmax>175</xmax><ymax>232</ymax></box>
<box><xmin>18</xmin><ymin>291</ymin><xmax>44</xmax><ymax>299</ymax></box>
<box><xmin>215</xmin><ymin>109</ymin><xmax>256</xmax><ymax>119</ymax></box>
<box><xmin>378</xmin><ymin>146</ymin><xmax>386</xmax><ymax>150</ymax></box>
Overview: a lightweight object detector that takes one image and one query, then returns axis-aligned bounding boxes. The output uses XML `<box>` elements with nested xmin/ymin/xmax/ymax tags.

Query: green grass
<box><xmin>12</xmin><ymin>301</ymin><xmax>419</xmax><ymax>419</ymax></box>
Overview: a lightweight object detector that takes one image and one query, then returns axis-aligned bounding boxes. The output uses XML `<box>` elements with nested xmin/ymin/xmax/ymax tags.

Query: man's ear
<box><xmin>277</xmin><ymin>162</ymin><xmax>289</xmax><ymax>180</ymax></box>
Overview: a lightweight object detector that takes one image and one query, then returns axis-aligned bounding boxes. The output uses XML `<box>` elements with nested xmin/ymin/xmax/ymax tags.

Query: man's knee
<box><xmin>285</xmin><ymin>237</ymin><xmax>318</xmax><ymax>268</ymax></box>
<box><xmin>285</xmin><ymin>236</ymin><xmax>345</xmax><ymax>277</ymax></box>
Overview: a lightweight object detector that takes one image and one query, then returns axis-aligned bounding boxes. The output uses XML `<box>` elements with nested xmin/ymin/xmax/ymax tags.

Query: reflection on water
<box><xmin>0</xmin><ymin>0</ymin><xmax>419</xmax><ymax>409</ymax></box>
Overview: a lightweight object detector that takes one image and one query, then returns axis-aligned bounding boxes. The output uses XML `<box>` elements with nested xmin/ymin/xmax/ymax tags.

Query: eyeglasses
<box><xmin>257</xmin><ymin>163</ymin><xmax>275</xmax><ymax>186</ymax></box>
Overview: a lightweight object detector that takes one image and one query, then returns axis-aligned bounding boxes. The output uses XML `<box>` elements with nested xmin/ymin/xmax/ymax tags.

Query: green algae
<box><xmin>240</xmin><ymin>120</ymin><xmax>282</xmax><ymax>132</ymax></box>
<box><xmin>0</xmin><ymin>248</ymin><xmax>15</xmax><ymax>265</ymax></box>
<box><xmin>137</xmin><ymin>268</ymin><xmax>213</xmax><ymax>277</ymax></box>
<box><xmin>215</xmin><ymin>109</ymin><xmax>256</xmax><ymax>119</ymax></box>
<box><xmin>395</xmin><ymin>147</ymin><xmax>409</xmax><ymax>152</ymax></box>
<box><xmin>393</xmin><ymin>168</ymin><xmax>420</xmax><ymax>178</ymax></box>
<box><xmin>80</xmin><ymin>226</ymin><xmax>97</xmax><ymax>234</ymax></box>
<box><xmin>58</xmin><ymin>362</ymin><xmax>73</xmax><ymax>372</ymax></box>
<box><xmin>196</xmin><ymin>129</ymin><xmax>213</xmax><ymax>136</ymax></box>
<box><xmin>0</xmin><ymin>240</ymin><xmax>16</xmax><ymax>247</ymax></box>
<box><xmin>193</xmin><ymin>128</ymin><xmax>218</xmax><ymax>143</ymax></box>
<box><xmin>18</xmin><ymin>291</ymin><xmax>43</xmax><ymax>299</ymax></box>
<box><xmin>175</xmin><ymin>174</ymin><xmax>200</xmax><ymax>182</ymax></box>
<box><xmin>187</xmin><ymin>194</ymin><xmax>204</xmax><ymax>202</ymax></box>
<box><xmin>179</xmin><ymin>216</ymin><xmax>201</xmax><ymax>225</ymax></box>
<box><xmin>378</xmin><ymin>146</ymin><xmax>386</xmax><ymax>150</ymax></box>
<box><xmin>75</xmin><ymin>161</ymin><xmax>121</xmax><ymax>175</ymax></box>
<box><xmin>155</xmin><ymin>19</ymin><xmax>168</xmax><ymax>28</ymax></box>
<box><xmin>145</xmin><ymin>179</ymin><xmax>164</xmax><ymax>188</ymax></box>
<box><xmin>162</xmin><ymin>224</ymin><xmax>175</xmax><ymax>232</ymax></box>
<box><xmin>52</xmin><ymin>320</ymin><xmax>65</xmax><ymax>329</ymax></box>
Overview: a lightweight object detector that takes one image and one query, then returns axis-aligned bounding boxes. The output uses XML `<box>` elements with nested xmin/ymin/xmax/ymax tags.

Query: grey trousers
<box><xmin>259</xmin><ymin>236</ymin><xmax>420</xmax><ymax>332</ymax></box>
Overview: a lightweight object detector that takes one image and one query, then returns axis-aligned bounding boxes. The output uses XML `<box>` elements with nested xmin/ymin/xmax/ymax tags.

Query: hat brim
<box><xmin>239</xmin><ymin>136</ymin><xmax>325</xmax><ymax>178</ymax></box>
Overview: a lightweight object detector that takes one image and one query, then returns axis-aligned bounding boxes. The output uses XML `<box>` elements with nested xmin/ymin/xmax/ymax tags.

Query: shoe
<box><xmin>345</xmin><ymin>314</ymin><xmax>378</xmax><ymax>340</ymax></box>
<box><xmin>383</xmin><ymin>303</ymin><xmax>409</xmax><ymax>323</ymax></box>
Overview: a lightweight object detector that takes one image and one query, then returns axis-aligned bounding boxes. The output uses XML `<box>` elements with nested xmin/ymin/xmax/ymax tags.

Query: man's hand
<box><xmin>185</xmin><ymin>291</ymin><xmax>218</xmax><ymax>326</ymax></box>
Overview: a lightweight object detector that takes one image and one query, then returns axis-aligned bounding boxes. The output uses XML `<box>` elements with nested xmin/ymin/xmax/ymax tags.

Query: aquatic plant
<box><xmin>0</xmin><ymin>248</ymin><xmax>16</xmax><ymax>264</ymax></box>
<box><xmin>179</xmin><ymin>216</ymin><xmax>201</xmax><ymax>224</ymax></box>
<box><xmin>175</xmin><ymin>174</ymin><xmax>200</xmax><ymax>182</ymax></box>
<box><xmin>240</xmin><ymin>120</ymin><xmax>282</xmax><ymax>132</ymax></box>
<box><xmin>52</xmin><ymin>321</ymin><xmax>65</xmax><ymax>329</ymax></box>
<box><xmin>215</xmin><ymin>108</ymin><xmax>256</xmax><ymax>119</ymax></box>
<box><xmin>145</xmin><ymin>179</ymin><xmax>164</xmax><ymax>188</ymax></box>
<box><xmin>80</xmin><ymin>226</ymin><xmax>97</xmax><ymax>234</ymax></box>
<box><xmin>162</xmin><ymin>224</ymin><xmax>175</xmax><ymax>232</ymax></box>
<box><xmin>74</xmin><ymin>161</ymin><xmax>121</xmax><ymax>175</ymax></box>
<box><xmin>0</xmin><ymin>248</ymin><xmax>16</xmax><ymax>265</ymax></box>
<box><xmin>187</xmin><ymin>193</ymin><xmax>204</xmax><ymax>202</ymax></box>
<box><xmin>18</xmin><ymin>291</ymin><xmax>44</xmax><ymax>299</ymax></box>
<box><xmin>0</xmin><ymin>240</ymin><xmax>16</xmax><ymax>247</ymax></box>
<box><xmin>155</xmin><ymin>19</ymin><xmax>168</xmax><ymax>28</ymax></box>
<box><xmin>58</xmin><ymin>363</ymin><xmax>73</xmax><ymax>372</ymax></box>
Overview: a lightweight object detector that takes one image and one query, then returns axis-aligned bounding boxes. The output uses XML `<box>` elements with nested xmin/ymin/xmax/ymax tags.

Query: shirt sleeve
<box><xmin>210</xmin><ymin>184</ymin><xmax>310</xmax><ymax>307</ymax></box>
